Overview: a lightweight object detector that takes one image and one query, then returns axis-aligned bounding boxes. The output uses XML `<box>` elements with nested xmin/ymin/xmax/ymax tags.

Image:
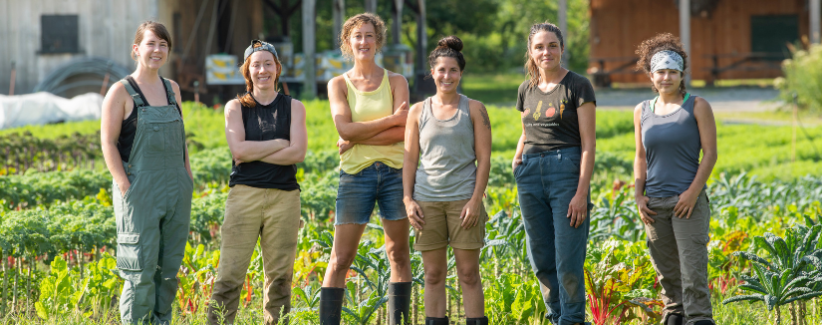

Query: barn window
<box><xmin>750</xmin><ymin>15</ymin><xmax>798</xmax><ymax>60</ymax></box>
<box><xmin>41</xmin><ymin>15</ymin><xmax>80</xmax><ymax>54</ymax></box>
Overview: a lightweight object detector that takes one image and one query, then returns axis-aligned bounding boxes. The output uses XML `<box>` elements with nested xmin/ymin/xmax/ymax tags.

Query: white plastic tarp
<box><xmin>0</xmin><ymin>92</ymin><xmax>103</xmax><ymax>129</ymax></box>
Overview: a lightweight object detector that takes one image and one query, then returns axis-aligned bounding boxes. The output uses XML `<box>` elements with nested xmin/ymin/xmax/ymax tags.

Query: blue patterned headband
<box><xmin>650</xmin><ymin>50</ymin><xmax>683</xmax><ymax>73</ymax></box>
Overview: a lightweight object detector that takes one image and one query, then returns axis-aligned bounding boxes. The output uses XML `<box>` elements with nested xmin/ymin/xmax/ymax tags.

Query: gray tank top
<box><xmin>414</xmin><ymin>95</ymin><xmax>477</xmax><ymax>201</ymax></box>
<box><xmin>641</xmin><ymin>94</ymin><xmax>702</xmax><ymax>197</ymax></box>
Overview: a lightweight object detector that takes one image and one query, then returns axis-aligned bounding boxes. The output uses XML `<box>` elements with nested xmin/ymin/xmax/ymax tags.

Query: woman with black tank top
<box><xmin>206</xmin><ymin>40</ymin><xmax>307</xmax><ymax>325</ymax></box>
<box><xmin>512</xmin><ymin>22</ymin><xmax>596</xmax><ymax>325</ymax></box>
<box><xmin>100</xmin><ymin>21</ymin><xmax>193</xmax><ymax>325</ymax></box>
<box><xmin>633</xmin><ymin>34</ymin><xmax>718</xmax><ymax>325</ymax></box>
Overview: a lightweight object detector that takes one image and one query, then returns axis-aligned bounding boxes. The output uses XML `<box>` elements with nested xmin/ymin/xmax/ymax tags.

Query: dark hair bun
<box><xmin>437</xmin><ymin>36</ymin><xmax>463</xmax><ymax>52</ymax></box>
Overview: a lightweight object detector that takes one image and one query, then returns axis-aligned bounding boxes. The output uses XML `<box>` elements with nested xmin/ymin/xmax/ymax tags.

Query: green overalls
<box><xmin>113</xmin><ymin>78</ymin><xmax>193</xmax><ymax>325</ymax></box>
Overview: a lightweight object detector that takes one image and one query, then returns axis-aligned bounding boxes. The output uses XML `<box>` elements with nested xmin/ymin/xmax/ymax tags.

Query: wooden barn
<box><xmin>0</xmin><ymin>0</ymin><xmax>264</xmax><ymax>98</ymax></box>
<box><xmin>0</xmin><ymin>0</ymin><xmax>430</xmax><ymax>100</ymax></box>
<box><xmin>588</xmin><ymin>0</ymin><xmax>822</xmax><ymax>86</ymax></box>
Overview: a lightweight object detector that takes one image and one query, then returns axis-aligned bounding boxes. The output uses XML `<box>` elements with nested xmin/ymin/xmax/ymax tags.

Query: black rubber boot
<box><xmin>388</xmin><ymin>282</ymin><xmax>412</xmax><ymax>325</ymax></box>
<box><xmin>665</xmin><ymin>313</ymin><xmax>683</xmax><ymax>325</ymax></box>
<box><xmin>466</xmin><ymin>316</ymin><xmax>489</xmax><ymax>325</ymax></box>
<box><xmin>424</xmin><ymin>316</ymin><xmax>449</xmax><ymax>325</ymax></box>
<box><xmin>319</xmin><ymin>287</ymin><xmax>345</xmax><ymax>325</ymax></box>
<box><xmin>693</xmin><ymin>321</ymin><xmax>715</xmax><ymax>325</ymax></box>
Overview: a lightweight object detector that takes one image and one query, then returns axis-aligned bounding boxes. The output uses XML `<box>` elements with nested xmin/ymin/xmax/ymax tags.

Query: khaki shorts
<box><xmin>414</xmin><ymin>199</ymin><xmax>487</xmax><ymax>251</ymax></box>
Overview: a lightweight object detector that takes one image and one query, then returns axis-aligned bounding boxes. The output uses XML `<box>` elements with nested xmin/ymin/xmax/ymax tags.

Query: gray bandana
<box><xmin>650</xmin><ymin>50</ymin><xmax>684</xmax><ymax>72</ymax></box>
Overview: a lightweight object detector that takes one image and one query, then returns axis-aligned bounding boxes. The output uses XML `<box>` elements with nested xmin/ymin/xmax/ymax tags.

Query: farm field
<box><xmin>0</xmin><ymin>98</ymin><xmax>821</xmax><ymax>325</ymax></box>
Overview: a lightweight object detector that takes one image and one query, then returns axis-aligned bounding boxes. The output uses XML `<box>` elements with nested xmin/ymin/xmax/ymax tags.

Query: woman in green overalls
<box><xmin>100</xmin><ymin>21</ymin><xmax>194</xmax><ymax>325</ymax></box>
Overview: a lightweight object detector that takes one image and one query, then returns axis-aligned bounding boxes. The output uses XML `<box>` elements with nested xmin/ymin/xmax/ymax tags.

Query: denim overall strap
<box><xmin>113</xmin><ymin>78</ymin><xmax>192</xmax><ymax>325</ymax></box>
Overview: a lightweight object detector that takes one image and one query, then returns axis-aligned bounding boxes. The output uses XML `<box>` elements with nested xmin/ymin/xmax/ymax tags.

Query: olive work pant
<box><xmin>644</xmin><ymin>190</ymin><xmax>715</xmax><ymax>325</ymax></box>
<box><xmin>208</xmin><ymin>185</ymin><xmax>301</xmax><ymax>325</ymax></box>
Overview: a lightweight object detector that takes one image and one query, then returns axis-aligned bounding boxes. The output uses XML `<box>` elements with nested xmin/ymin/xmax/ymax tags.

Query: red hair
<box><xmin>237</xmin><ymin>44</ymin><xmax>282</xmax><ymax>108</ymax></box>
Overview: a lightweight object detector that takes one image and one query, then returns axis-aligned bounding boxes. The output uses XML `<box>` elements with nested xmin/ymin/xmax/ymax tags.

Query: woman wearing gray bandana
<box><xmin>208</xmin><ymin>39</ymin><xmax>308</xmax><ymax>325</ymax></box>
<box><xmin>633</xmin><ymin>33</ymin><xmax>718</xmax><ymax>325</ymax></box>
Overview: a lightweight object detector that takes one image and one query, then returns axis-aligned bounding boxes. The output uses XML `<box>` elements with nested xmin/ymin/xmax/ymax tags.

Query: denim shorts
<box><xmin>335</xmin><ymin>162</ymin><xmax>407</xmax><ymax>225</ymax></box>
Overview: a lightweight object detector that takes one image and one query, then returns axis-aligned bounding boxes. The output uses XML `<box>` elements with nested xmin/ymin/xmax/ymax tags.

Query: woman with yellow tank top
<box><xmin>319</xmin><ymin>13</ymin><xmax>412</xmax><ymax>325</ymax></box>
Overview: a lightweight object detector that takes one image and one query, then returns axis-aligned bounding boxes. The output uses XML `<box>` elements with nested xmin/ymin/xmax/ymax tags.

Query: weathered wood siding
<box><xmin>0</xmin><ymin>0</ymin><xmax>263</xmax><ymax>95</ymax></box>
<box><xmin>0</xmin><ymin>0</ymin><xmax>176</xmax><ymax>94</ymax></box>
<box><xmin>589</xmin><ymin>0</ymin><xmax>816</xmax><ymax>83</ymax></box>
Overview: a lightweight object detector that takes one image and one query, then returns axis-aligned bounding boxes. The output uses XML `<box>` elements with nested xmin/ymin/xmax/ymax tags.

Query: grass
<box><xmin>714</xmin><ymin>109</ymin><xmax>822</xmax><ymax>126</ymax></box>
<box><xmin>462</xmin><ymin>73</ymin><xmax>525</xmax><ymax>106</ymax></box>
<box><xmin>2</xmin><ymin>98</ymin><xmax>820</xmax><ymax>324</ymax></box>
<box><xmin>3</xmin><ymin>97</ymin><xmax>820</xmax><ymax>181</ymax></box>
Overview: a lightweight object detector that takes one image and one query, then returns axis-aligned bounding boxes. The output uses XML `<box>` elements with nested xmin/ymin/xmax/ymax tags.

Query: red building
<box><xmin>588</xmin><ymin>0</ymin><xmax>821</xmax><ymax>86</ymax></box>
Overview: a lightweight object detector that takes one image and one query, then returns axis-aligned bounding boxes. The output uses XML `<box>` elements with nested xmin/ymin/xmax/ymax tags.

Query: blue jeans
<box><xmin>335</xmin><ymin>162</ymin><xmax>407</xmax><ymax>225</ymax></box>
<box><xmin>515</xmin><ymin>147</ymin><xmax>591</xmax><ymax>325</ymax></box>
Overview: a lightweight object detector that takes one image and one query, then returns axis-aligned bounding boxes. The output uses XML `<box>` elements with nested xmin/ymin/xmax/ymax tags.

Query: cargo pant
<box><xmin>114</xmin><ymin>79</ymin><xmax>193</xmax><ymax>324</ymax></box>
<box><xmin>644</xmin><ymin>190</ymin><xmax>714</xmax><ymax>325</ymax></box>
<box><xmin>208</xmin><ymin>185</ymin><xmax>301</xmax><ymax>325</ymax></box>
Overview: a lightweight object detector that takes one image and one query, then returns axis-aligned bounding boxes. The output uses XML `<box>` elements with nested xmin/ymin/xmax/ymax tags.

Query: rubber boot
<box><xmin>665</xmin><ymin>313</ymin><xmax>683</xmax><ymax>325</ymax></box>
<box><xmin>466</xmin><ymin>316</ymin><xmax>489</xmax><ymax>325</ymax></box>
<box><xmin>388</xmin><ymin>282</ymin><xmax>412</xmax><ymax>325</ymax></box>
<box><xmin>319</xmin><ymin>287</ymin><xmax>345</xmax><ymax>325</ymax></box>
<box><xmin>693</xmin><ymin>321</ymin><xmax>715</xmax><ymax>325</ymax></box>
<box><xmin>424</xmin><ymin>316</ymin><xmax>449</xmax><ymax>325</ymax></box>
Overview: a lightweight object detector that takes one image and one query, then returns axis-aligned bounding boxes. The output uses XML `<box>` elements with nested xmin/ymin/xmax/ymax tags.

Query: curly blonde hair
<box><xmin>339</xmin><ymin>13</ymin><xmax>386</xmax><ymax>59</ymax></box>
<box><xmin>635</xmin><ymin>33</ymin><xmax>688</xmax><ymax>95</ymax></box>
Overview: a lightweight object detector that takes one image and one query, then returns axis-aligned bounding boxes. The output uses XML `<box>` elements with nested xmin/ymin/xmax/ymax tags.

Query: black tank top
<box><xmin>117</xmin><ymin>76</ymin><xmax>182</xmax><ymax>162</ymax></box>
<box><xmin>228</xmin><ymin>93</ymin><xmax>300</xmax><ymax>191</ymax></box>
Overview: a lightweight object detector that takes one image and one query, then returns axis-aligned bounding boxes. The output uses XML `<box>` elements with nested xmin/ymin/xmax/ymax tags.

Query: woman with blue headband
<box><xmin>633</xmin><ymin>33</ymin><xmax>718</xmax><ymax>325</ymax></box>
<box><xmin>207</xmin><ymin>39</ymin><xmax>308</xmax><ymax>325</ymax></box>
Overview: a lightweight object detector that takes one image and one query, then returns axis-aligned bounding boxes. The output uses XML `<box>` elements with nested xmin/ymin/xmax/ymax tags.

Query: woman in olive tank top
<box><xmin>320</xmin><ymin>13</ymin><xmax>413</xmax><ymax>325</ymax></box>
<box><xmin>633</xmin><ymin>34</ymin><xmax>718</xmax><ymax>325</ymax></box>
<box><xmin>403</xmin><ymin>36</ymin><xmax>492</xmax><ymax>325</ymax></box>
<box><xmin>100</xmin><ymin>21</ymin><xmax>193</xmax><ymax>325</ymax></box>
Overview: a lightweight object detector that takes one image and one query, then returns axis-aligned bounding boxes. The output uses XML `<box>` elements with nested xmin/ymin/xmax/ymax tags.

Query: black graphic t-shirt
<box><xmin>516</xmin><ymin>71</ymin><xmax>596</xmax><ymax>154</ymax></box>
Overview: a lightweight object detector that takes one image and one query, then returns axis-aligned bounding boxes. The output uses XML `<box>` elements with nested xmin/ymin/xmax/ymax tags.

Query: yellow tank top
<box><xmin>340</xmin><ymin>69</ymin><xmax>404</xmax><ymax>174</ymax></box>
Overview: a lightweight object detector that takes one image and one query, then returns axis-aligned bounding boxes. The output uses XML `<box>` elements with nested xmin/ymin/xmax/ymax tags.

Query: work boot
<box><xmin>466</xmin><ymin>316</ymin><xmax>489</xmax><ymax>325</ymax></box>
<box><xmin>388</xmin><ymin>282</ymin><xmax>412</xmax><ymax>325</ymax></box>
<box><xmin>319</xmin><ymin>287</ymin><xmax>345</xmax><ymax>325</ymax></box>
<box><xmin>665</xmin><ymin>313</ymin><xmax>683</xmax><ymax>325</ymax></box>
<box><xmin>424</xmin><ymin>316</ymin><xmax>449</xmax><ymax>325</ymax></box>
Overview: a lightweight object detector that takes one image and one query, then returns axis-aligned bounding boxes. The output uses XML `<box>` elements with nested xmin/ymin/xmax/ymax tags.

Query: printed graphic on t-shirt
<box><xmin>515</xmin><ymin>72</ymin><xmax>596</xmax><ymax>153</ymax></box>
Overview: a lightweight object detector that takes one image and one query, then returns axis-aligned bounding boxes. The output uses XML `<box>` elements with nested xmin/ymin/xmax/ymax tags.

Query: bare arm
<box><xmin>633</xmin><ymin>103</ymin><xmax>648</xmax><ymax>197</ymax></box>
<box><xmin>100</xmin><ymin>83</ymin><xmax>131</xmax><ymax>194</ymax></box>
<box><xmin>170</xmin><ymin>81</ymin><xmax>194</xmax><ymax>180</ymax></box>
<box><xmin>576</xmin><ymin>102</ymin><xmax>596</xmax><ymax>195</ymax></box>
<box><xmin>328</xmin><ymin>75</ymin><xmax>407</xmax><ymax>142</ymax></box>
<box><xmin>568</xmin><ymin>102</ymin><xmax>596</xmax><ymax>228</ymax></box>
<box><xmin>512</xmin><ymin>116</ymin><xmax>526</xmax><ymax>170</ymax></box>
<box><xmin>673</xmin><ymin>97</ymin><xmax>718</xmax><ymax>218</ymax></box>
<box><xmin>469</xmin><ymin>101</ymin><xmax>492</xmax><ymax>202</ymax></box>
<box><xmin>224</xmin><ymin>99</ymin><xmax>290</xmax><ymax>163</ymax></box>
<box><xmin>402</xmin><ymin>102</ymin><xmax>425</xmax><ymax>230</ymax></box>
<box><xmin>633</xmin><ymin>103</ymin><xmax>656</xmax><ymax>224</ymax></box>
<box><xmin>259</xmin><ymin>99</ymin><xmax>308</xmax><ymax>165</ymax></box>
<box><xmin>687</xmin><ymin>98</ymin><xmax>718</xmax><ymax>193</ymax></box>
<box><xmin>459</xmin><ymin>100</ymin><xmax>493</xmax><ymax>229</ymax></box>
